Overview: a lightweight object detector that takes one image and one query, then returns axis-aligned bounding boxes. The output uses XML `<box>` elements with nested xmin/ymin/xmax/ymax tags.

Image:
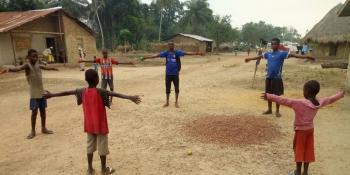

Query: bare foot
<box><xmin>175</xmin><ymin>103</ymin><xmax>180</xmax><ymax>108</ymax></box>
<box><xmin>42</xmin><ymin>128</ymin><xmax>54</xmax><ymax>134</ymax></box>
<box><xmin>102</xmin><ymin>167</ymin><xmax>115</xmax><ymax>175</ymax></box>
<box><xmin>87</xmin><ymin>168</ymin><xmax>95</xmax><ymax>175</ymax></box>
<box><xmin>163</xmin><ymin>103</ymin><xmax>169</xmax><ymax>108</ymax></box>
<box><xmin>275</xmin><ymin>112</ymin><xmax>282</xmax><ymax>117</ymax></box>
<box><xmin>262</xmin><ymin>110</ymin><xmax>272</xmax><ymax>115</ymax></box>
<box><xmin>27</xmin><ymin>131</ymin><xmax>36</xmax><ymax>139</ymax></box>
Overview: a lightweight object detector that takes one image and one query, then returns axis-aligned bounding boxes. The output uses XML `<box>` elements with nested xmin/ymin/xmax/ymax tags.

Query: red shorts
<box><xmin>293</xmin><ymin>129</ymin><xmax>315</xmax><ymax>162</ymax></box>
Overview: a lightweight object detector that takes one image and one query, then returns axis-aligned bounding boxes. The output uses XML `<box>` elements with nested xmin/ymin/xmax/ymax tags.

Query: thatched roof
<box><xmin>304</xmin><ymin>3</ymin><xmax>350</xmax><ymax>43</ymax></box>
<box><xmin>339</xmin><ymin>0</ymin><xmax>350</xmax><ymax>17</ymax></box>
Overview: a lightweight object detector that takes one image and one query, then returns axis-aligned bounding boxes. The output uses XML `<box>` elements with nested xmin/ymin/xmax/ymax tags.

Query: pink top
<box><xmin>267</xmin><ymin>91</ymin><xmax>345</xmax><ymax>130</ymax></box>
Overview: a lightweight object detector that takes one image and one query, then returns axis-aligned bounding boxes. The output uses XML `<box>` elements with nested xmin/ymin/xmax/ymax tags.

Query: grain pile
<box><xmin>183</xmin><ymin>115</ymin><xmax>282</xmax><ymax>146</ymax></box>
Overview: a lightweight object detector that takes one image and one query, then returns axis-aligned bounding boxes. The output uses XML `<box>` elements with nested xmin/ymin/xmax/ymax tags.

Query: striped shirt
<box><xmin>95</xmin><ymin>58</ymin><xmax>119</xmax><ymax>79</ymax></box>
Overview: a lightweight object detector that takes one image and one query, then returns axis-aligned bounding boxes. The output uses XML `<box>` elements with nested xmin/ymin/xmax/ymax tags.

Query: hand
<box><xmin>43</xmin><ymin>90</ymin><xmax>52</xmax><ymax>99</ymax></box>
<box><xmin>260</xmin><ymin>93</ymin><xmax>267</xmax><ymax>101</ymax></box>
<box><xmin>0</xmin><ymin>69</ymin><xmax>8</xmax><ymax>74</ymax></box>
<box><xmin>245</xmin><ymin>58</ymin><xmax>250</xmax><ymax>63</ymax></box>
<box><xmin>138</xmin><ymin>57</ymin><xmax>145</xmax><ymax>62</ymax></box>
<box><xmin>198</xmin><ymin>52</ymin><xmax>205</xmax><ymax>56</ymax></box>
<box><xmin>341</xmin><ymin>90</ymin><xmax>346</xmax><ymax>96</ymax></box>
<box><xmin>130</xmin><ymin>95</ymin><xmax>141</xmax><ymax>104</ymax></box>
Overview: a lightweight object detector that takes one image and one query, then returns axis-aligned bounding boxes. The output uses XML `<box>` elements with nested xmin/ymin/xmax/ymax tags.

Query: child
<box><xmin>262</xmin><ymin>80</ymin><xmax>345</xmax><ymax>175</ymax></box>
<box><xmin>141</xmin><ymin>42</ymin><xmax>204</xmax><ymax>108</ymax></box>
<box><xmin>245</xmin><ymin>38</ymin><xmax>316</xmax><ymax>117</ymax></box>
<box><xmin>44</xmin><ymin>69</ymin><xmax>141</xmax><ymax>175</ymax></box>
<box><xmin>2</xmin><ymin>49</ymin><xmax>58</xmax><ymax>139</ymax></box>
<box><xmin>79</xmin><ymin>49</ymin><xmax>134</xmax><ymax>103</ymax></box>
<box><xmin>93</xmin><ymin>56</ymin><xmax>99</xmax><ymax>73</ymax></box>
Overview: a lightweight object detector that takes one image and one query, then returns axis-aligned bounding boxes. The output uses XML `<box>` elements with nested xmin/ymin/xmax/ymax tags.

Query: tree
<box><xmin>87</xmin><ymin>0</ymin><xmax>105</xmax><ymax>49</ymax></box>
<box><xmin>179</xmin><ymin>0</ymin><xmax>213</xmax><ymax>35</ymax></box>
<box><xmin>150</xmin><ymin>0</ymin><xmax>183</xmax><ymax>41</ymax></box>
<box><xmin>46</xmin><ymin>0</ymin><xmax>89</xmax><ymax>19</ymax></box>
<box><xmin>207</xmin><ymin>15</ymin><xmax>240</xmax><ymax>46</ymax></box>
<box><xmin>5</xmin><ymin>0</ymin><xmax>44</xmax><ymax>11</ymax></box>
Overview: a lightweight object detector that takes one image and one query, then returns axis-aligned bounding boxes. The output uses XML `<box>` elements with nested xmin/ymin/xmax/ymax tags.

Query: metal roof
<box><xmin>167</xmin><ymin>33</ymin><xmax>213</xmax><ymax>42</ymax></box>
<box><xmin>339</xmin><ymin>0</ymin><xmax>350</xmax><ymax>17</ymax></box>
<box><xmin>0</xmin><ymin>7</ymin><xmax>95</xmax><ymax>35</ymax></box>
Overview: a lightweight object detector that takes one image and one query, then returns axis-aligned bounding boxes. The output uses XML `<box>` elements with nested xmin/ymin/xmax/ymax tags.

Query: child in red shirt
<box><xmin>44</xmin><ymin>69</ymin><xmax>141</xmax><ymax>175</ymax></box>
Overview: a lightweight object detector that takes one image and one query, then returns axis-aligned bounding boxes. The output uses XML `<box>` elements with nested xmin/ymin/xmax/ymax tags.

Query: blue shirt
<box><xmin>160</xmin><ymin>50</ymin><xmax>185</xmax><ymax>75</ymax></box>
<box><xmin>263</xmin><ymin>51</ymin><xmax>289</xmax><ymax>79</ymax></box>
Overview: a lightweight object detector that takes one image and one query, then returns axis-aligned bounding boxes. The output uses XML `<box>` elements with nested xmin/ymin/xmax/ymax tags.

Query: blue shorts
<box><xmin>30</xmin><ymin>98</ymin><xmax>47</xmax><ymax>110</ymax></box>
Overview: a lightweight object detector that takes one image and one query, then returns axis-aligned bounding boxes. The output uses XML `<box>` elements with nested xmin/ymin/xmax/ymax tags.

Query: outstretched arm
<box><xmin>184</xmin><ymin>51</ymin><xmax>205</xmax><ymax>56</ymax></box>
<box><xmin>319</xmin><ymin>91</ymin><xmax>345</xmax><ymax>107</ymax></box>
<box><xmin>245</xmin><ymin>55</ymin><xmax>263</xmax><ymax>63</ymax></box>
<box><xmin>43</xmin><ymin>90</ymin><xmax>76</xmax><ymax>99</ymax></box>
<box><xmin>288</xmin><ymin>53</ymin><xmax>316</xmax><ymax>61</ymax></box>
<box><xmin>262</xmin><ymin>93</ymin><xmax>296</xmax><ymax>108</ymax></box>
<box><xmin>108</xmin><ymin>91</ymin><xmax>141</xmax><ymax>104</ymax></box>
<box><xmin>3</xmin><ymin>64</ymin><xmax>29</xmax><ymax>73</ymax></box>
<box><xmin>142</xmin><ymin>54</ymin><xmax>161</xmax><ymax>60</ymax></box>
<box><xmin>40</xmin><ymin>65</ymin><xmax>59</xmax><ymax>71</ymax></box>
<box><xmin>78</xmin><ymin>60</ymin><xmax>95</xmax><ymax>63</ymax></box>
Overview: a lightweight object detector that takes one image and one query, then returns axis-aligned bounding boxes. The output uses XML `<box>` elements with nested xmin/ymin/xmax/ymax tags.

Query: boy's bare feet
<box><xmin>175</xmin><ymin>103</ymin><xmax>180</xmax><ymax>108</ymax></box>
<box><xmin>163</xmin><ymin>103</ymin><xmax>169</xmax><ymax>108</ymax></box>
<box><xmin>262</xmin><ymin>110</ymin><xmax>272</xmax><ymax>115</ymax></box>
<box><xmin>275</xmin><ymin>112</ymin><xmax>282</xmax><ymax>117</ymax></box>
<box><xmin>27</xmin><ymin>131</ymin><xmax>36</xmax><ymax>139</ymax></box>
<box><xmin>87</xmin><ymin>168</ymin><xmax>95</xmax><ymax>175</ymax></box>
<box><xmin>42</xmin><ymin>128</ymin><xmax>54</xmax><ymax>134</ymax></box>
<box><xmin>102</xmin><ymin>167</ymin><xmax>115</xmax><ymax>175</ymax></box>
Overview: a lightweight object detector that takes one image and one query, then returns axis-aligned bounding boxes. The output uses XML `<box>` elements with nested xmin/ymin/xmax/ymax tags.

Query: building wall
<box><xmin>0</xmin><ymin>33</ymin><xmax>14</xmax><ymax>65</ymax></box>
<box><xmin>310</xmin><ymin>42</ymin><xmax>350</xmax><ymax>59</ymax></box>
<box><xmin>347</xmin><ymin>55</ymin><xmax>350</xmax><ymax>93</ymax></box>
<box><xmin>62</xmin><ymin>15</ymin><xmax>97</xmax><ymax>63</ymax></box>
<box><xmin>167</xmin><ymin>35</ymin><xmax>209</xmax><ymax>53</ymax></box>
<box><xmin>15</xmin><ymin>15</ymin><xmax>59</xmax><ymax>33</ymax></box>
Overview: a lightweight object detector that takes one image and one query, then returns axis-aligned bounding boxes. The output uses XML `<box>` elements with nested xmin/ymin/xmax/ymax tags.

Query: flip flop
<box><xmin>102</xmin><ymin>167</ymin><xmax>115</xmax><ymax>175</ymax></box>
<box><xmin>288</xmin><ymin>170</ymin><xmax>296</xmax><ymax>175</ymax></box>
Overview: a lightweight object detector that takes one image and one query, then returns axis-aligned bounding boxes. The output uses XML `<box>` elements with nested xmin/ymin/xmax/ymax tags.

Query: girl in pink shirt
<box><xmin>263</xmin><ymin>80</ymin><xmax>345</xmax><ymax>175</ymax></box>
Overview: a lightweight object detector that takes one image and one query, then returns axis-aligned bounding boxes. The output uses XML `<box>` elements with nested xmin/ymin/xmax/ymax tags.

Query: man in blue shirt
<box><xmin>143</xmin><ymin>42</ymin><xmax>204</xmax><ymax>108</ymax></box>
<box><xmin>245</xmin><ymin>38</ymin><xmax>316</xmax><ymax>117</ymax></box>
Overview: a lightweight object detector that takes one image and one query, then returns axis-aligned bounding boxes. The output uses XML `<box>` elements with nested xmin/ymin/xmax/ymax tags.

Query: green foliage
<box><xmin>0</xmin><ymin>0</ymin><xmax>302</xmax><ymax>50</ymax></box>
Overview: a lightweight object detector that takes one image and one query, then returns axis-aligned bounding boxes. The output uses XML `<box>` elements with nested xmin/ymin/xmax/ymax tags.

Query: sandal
<box><xmin>288</xmin><ymin>170</ymin><xmax>296</xmax><ymax>175</ymax></box>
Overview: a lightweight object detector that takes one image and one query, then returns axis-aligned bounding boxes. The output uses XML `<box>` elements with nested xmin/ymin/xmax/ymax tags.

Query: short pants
<box><xmin>29</xmin><ymin>98</ymin><xmax>47</xmax><ymax>110</ymax></box>
<box><xmin>87</xmin><ymin>133</ymin><xmax>109</xmax><ymax>156</ymax></box>
<box><xmin>293</xmin><ymin>129</ymin><xmax>315</xmax><ymax>162</ymax></box>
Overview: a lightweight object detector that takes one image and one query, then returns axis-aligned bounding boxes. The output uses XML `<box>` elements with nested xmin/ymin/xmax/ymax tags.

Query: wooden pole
<box><xmin>10</xmin><ymin>32</ymin><xmax>17</xmax><ymax>65</ymax></box>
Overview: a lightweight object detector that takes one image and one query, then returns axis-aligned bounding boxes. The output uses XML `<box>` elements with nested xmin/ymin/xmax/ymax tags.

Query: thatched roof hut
<box><xmin>304</xmin><ymin>3</ymin><xmax>350</xmax><ymax>43</ymax></box>
<box><xmin>304</xmin><ymin>3</ymin><xmax>350</xmax><ymax>59</ymax></box>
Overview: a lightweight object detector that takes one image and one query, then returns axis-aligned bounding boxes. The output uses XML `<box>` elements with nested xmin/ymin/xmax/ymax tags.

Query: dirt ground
<box><xmin>0</xmin><ymin>53</ymin><xmax>349</xmax><ymax>175</ymax></box>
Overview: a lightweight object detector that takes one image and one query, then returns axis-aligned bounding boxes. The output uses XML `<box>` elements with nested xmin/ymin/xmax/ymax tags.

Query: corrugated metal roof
<box><xmin>175</xmin><ymin>33</ymin><xmax>213</xmax><ymax>42</ymax></box>
<box><xmin>0</xmin><ymin>7</ymin><xmax>95</xmax><ymax>35</ymax></box>
<box><xmin>0</xmin><ymin>7</ymin><xmax>62</xmax><ymax>32</ymax></box>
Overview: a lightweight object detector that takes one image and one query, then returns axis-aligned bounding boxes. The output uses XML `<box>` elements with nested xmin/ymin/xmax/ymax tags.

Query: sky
<box><xmin>141</xmin><ymin>0</ymin><xmax>347</xmax><ymax>36</ymax></box>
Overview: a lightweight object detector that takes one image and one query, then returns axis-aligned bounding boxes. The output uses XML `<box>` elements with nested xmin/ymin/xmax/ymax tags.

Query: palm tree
<box><xmin>181</xmin><ymin>0</ymin><xmax>213</xmax><ymax>34</ymax></box>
